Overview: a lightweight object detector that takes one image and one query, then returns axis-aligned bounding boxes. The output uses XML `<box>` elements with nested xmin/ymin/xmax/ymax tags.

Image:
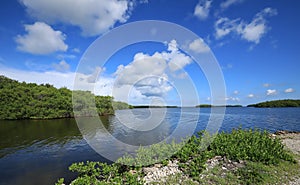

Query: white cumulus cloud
<box><xmin>114</xmin><ymin>40</ymin><xmax>192</xmax><ymax>99</ymax></box>
<box><xmin>114</xmin><ymin>52</ymin><xmax>171</xmax><ymax>98</ymax></box>
<box><xmin>215</xmin><ymin>7</ymin><xmax>277</xmax><ymax>44</ymax></box>
<box><xmin>20</xmin><ymin>0</ymin><xmax>133</xmax><ymax>36</ymax></box>
<box><xmin>115</xmin><ymin>53</ymin><xmax>168</xmax><ymax>87</ymax></box>
<box><xmin>238</xmin><ymin>8</ymin><xmax>277</xmax><ymax>44</ymax></box>
<box><xmin>166</xmin><ymin>40</ymin><xmax>193</xmax><ymax>72</ymax></box>
<box><xmin>284</xmin><ymin>88</ymin><xmax>295</xmax><ymax>93</ymax></box>
<box><xmin>194</xmin><ymin>0</ymin><xmax>212</xmax><ymax>20</ymax></box>
<box><xmin>266</xmin><ymin>89</ymin><xmax>277</xmax><ymax>96</ymax></box>
<box><xmin>15</xmin><ymin>22</ymin><xmax>68</xmax><ymax>55</ymax></box>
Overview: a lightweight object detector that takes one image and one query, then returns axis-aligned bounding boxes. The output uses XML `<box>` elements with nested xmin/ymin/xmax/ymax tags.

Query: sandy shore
<box><xmin>275</xmin><ymin>131</ymin><xmax>300</xmax><ymax>185</ymax></box>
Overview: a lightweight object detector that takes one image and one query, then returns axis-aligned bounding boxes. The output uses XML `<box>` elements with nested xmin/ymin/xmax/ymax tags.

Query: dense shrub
<box><xmin>210</xmin><ymin>128</ymin><xmax>296</xmax><ymax>164</ymax></box>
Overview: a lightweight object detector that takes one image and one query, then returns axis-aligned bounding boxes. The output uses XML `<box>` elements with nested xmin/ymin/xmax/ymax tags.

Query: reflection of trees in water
<box><xmin>76</xmin><ymin>116</ymin><xmax>114</xmax><ymax>140</ymax></box>
<box><xmin>0</xmin><ymin>119</ymin><xmax>81</xmax><ymax>158</ymax></box>
<box><xmin>100</xmin><ymin>115</ymin><xmax>112</xmax><ymax>132</ymax></box>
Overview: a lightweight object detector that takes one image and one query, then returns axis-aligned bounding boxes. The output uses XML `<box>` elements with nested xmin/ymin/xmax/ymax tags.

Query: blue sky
<box><xmin>0</xmin><ymin>0</ymin><xmax>299</xmax><ymax>106</ymax></box>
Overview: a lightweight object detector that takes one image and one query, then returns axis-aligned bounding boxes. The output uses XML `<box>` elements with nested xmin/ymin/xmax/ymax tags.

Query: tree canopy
<box><xmin>247</xmin><ymin>99</ymin><xmax>300</xmax><ymax>108</ymax></box>
<box><xmin>0</xmin><ymin>76</ymin><xmax>130</xmax><ymax>120</ymax></box>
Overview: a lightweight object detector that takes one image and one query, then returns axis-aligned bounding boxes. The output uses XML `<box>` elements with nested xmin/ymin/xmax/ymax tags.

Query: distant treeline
<box><xmin>196</xmin><ymin>104</ymin><xmax>243</xmax><ymax>108</ymax></box>
<box><xmin>132</xmin><ymin>105</ymin><xmax>178</xmax><ymax>108</ymax></box>
<box><xmin>197</xmin><ymin>100</ymin><xmax>300</xmax><ymax>108</ymax></box>
<box><xmin>0</xmin><ymin>76</ymin><xmax>130</xmax><ymax>120</ymax></box>
<box><xmin>247</xmin><ymin>99</ymin><xmax>300</xmax><ymax>108</ymax></box>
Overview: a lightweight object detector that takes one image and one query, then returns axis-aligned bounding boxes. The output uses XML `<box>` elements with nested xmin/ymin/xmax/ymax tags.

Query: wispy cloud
<box><xmin>194</xmin><ymin>0</ymin><xmax>212</xmax><ymax>20</ymax></box>
<box><xmin>220</xmin><ymin>0</ymin><xmax>244</xmax><ymax>10</ymax></box>
<box><xmin>72</xmin><ymin>48</ymin><xmax>80</xmax><ymax>53</ymax></box>
<box><xmin>247</xmin><ymin>94</ymin><xmax>254</xmax><ymax>98</ymax></box>
<box><xmin>266</xmin><ymin>89</ymin><xmax>277</xmax><ymax>96</ymax></box>
<box><xmin>222</xmin><ymin>63</ymin><xmax>233</xmax><ymax>70</ymax></box>
<box><xmin>188</xmin><ymin>38</ymin><xmax>210</xmax><ymax>53</ymax></box>
<box><xmin>52</xmin><ymin>60</ymin><xmax>70</xmax><ymax>72</ymax></box>
<box><xmin>226</xmin><ymin>96</ymin><xmax>240</xmax><ymax>102</ymax></box>
<box><xmin>215</xmin><ymin>7</ymin><xmax>277</xmax><ymax>44</ymax></box>
<box><xmin>284</xmin><ymin>88</ymin><xmax>295</xmax><ymax>93</ymax></box>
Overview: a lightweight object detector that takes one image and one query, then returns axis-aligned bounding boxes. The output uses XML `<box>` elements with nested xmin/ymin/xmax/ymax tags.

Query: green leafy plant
<box><xmin>209</xmin><ymin>128</ymin><xmax>296</xmax><ymax>164</ymax></box>
<box><xmin>236</xmin><ymin>162</ymin><xmax>268</xmax><ymax>184</ymax></box>
<box><xmin>118</xmin><ymin>140</ymin><xmax>183</xmax><ymax>167</ymax></box>
<box><xmin>65</xmin><ymin>161</ymin><xmax>143</xmax><ymax>185</ymax></box>
<box><xmin>55</xmin><ymin>178</ymin><xmax>64</xmax><ymax>185</ymax></box>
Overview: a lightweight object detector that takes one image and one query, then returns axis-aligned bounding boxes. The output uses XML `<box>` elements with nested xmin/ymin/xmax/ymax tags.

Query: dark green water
<box><xmin>0</xmin><ymin>118</ymin><xmax>109</xmax><ymax>185</ymax></box>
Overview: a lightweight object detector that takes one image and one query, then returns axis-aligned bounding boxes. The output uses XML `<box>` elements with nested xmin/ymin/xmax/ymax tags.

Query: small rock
<box><xmin>154</xmin><ymin>163</ymin><xmax>162</xmax><ymax>168</ymax></box>
<box><xmin>129</xmin><ymin>170</ymin><xmax>137</xmax><ymax>175</ymax></box>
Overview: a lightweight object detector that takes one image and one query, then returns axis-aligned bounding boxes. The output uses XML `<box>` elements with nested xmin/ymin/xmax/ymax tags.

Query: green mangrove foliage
<box><xmin>0</xmin><ymin>76</ymin><xmax>130</xmax><ymax>119</ymax></box>
<box><xmin>209</xmin><ymin>129</ymin><xmax>295</xmax><ymax>164</ymax></box>
<box><xmin>117</xmin><ymin>140</ymin><xmax>184</xmax><ymax>167</ymax></box>
<box><xmin>247</xmin><ymin>99</ymin><xmax>300</xmax><ymax>108</ymax></box>
<box><xmin>112</xmin><ymin>101</ymin><xmax>133</xmax><ymax>110</ymax></box>
<box><xmin>57</xmin><ymin>161</ymin><xmax>143</xmax><ymax>185</ymax></box>
<box><xmin>57</xmin><ymin>128</ymin><xmax>297</xmax><ymax>184</ymax></box>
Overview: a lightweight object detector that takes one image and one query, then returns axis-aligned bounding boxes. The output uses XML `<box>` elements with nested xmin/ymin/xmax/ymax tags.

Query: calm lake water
<box><xmin>1</xmin><ymin>107</ymin><xmax>300</xmax><ymax>185</ymax></box>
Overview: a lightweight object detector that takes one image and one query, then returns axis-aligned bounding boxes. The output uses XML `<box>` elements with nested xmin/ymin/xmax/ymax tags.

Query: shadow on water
<box><xmin>0</xmin><ymin>118</ymin><xmax>108</xmax><ymax>185</ymax></box>
<box><xmin>0</xmin><ymin>119</ymin><xmax>81</xmax><ymax>158</ymax></box>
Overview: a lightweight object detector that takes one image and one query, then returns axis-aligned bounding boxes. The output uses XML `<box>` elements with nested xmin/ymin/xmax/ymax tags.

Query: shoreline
<box><xmin>141</xmin><ymin>131</ymin><xmax>300</xmax><ymax>184</ymax></box>
<box><xmin>58</xmin><ymin>129</ymin><xmax>300</xmax><ymax>185</ymax></box>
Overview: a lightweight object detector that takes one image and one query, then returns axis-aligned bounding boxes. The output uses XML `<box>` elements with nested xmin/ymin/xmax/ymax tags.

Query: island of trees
<box><xmin>132</xmin><ymin>105</ymin><xmax>178</xmax><ymax>108</ymax></box>
<box><xmin>247</xmin><ymin>99</ymin><xmax>300</xmax><ymax>108</ymax></box>
<box><xmin>196</xmin><ymin>100</ymin><xmax>300</xmax><ymax>108</ymax></box>
<box><xmin>0</xmin><ymin>76</ymin><xmax>130</xmax><ymax>120</ymax></box>
<box><xmin>196</xmin><ymin>104</ymin><xmax>243</xmax><ymax>108</ymax></box>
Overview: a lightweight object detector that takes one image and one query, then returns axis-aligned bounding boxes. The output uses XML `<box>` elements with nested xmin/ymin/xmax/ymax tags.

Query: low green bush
<box><xmin>58</xmin><ymin>161</ymin><xmax>142</xmax><ymax>185</ymax></box>
<box><xmin>117</xmin><ymin>140</ymin><xmax>184</xmax><ymax>167</ymax></box>
<box><xmin>209</xmin><ymin>128</ymin><xmax>296</xmax><ymax>164</ymax></box>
